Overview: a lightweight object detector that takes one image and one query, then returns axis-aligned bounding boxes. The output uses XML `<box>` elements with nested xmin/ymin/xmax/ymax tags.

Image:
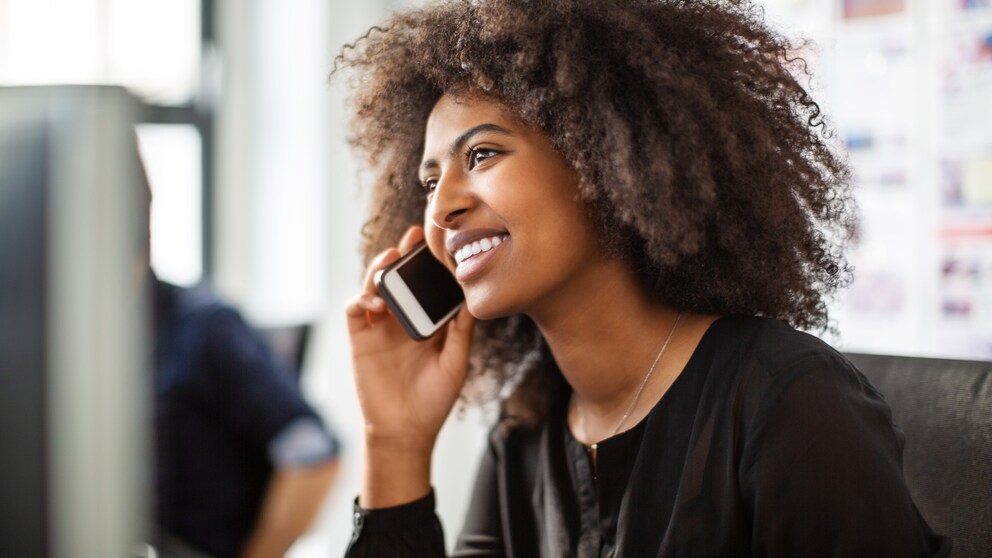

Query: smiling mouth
<box><xmin>453</xmin><ymin>234</ymin><xmax>509</xmax><ymax>266</ymax></box>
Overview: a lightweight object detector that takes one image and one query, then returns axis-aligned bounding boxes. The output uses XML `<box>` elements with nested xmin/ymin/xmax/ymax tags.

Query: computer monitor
<box><xmin>0</xmin><ymin>86</ymin><xmax>150</xmax><ymax>557</ymax></box>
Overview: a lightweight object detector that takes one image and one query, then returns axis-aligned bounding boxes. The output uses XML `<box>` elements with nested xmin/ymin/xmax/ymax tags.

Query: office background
<box><xmin>1</xmin><ymin>0</ymin><xmax>989</xmax><ymax>555</ymax></box>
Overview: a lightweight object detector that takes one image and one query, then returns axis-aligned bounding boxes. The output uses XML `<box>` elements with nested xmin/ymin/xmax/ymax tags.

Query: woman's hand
<box><xmin>345</xmin><ymin>226</ymin><xmax>475</xmax><ymax>507</ymax></box>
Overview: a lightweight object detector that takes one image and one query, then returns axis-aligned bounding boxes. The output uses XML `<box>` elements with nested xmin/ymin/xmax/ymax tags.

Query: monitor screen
<box><xmin>0</xmin><ymin>86</ymin><xmax>150</xmax><ymax>557</ymax></box>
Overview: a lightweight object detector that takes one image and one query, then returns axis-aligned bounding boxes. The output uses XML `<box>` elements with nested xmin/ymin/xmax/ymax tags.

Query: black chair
<box><xmin>258</xmin><ymin>323</ymin><xmax>312</xmax><ymax>382</ymax></box>
<box><xmin>846</xmin><ymin>353</ymin><xmax>992</xmax><ymax>558</ymax></box>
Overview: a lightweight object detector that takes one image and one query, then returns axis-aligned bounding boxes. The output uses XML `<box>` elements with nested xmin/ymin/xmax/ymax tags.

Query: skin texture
<box><xmin>334</xmin><ymin>0</ymin><xmax>856</xmax><ymax>425</ymax></box>
<box><xmin>421</xmin><ymin>94</ymin><xmax>604</xmax><ymax>321</ymax></box>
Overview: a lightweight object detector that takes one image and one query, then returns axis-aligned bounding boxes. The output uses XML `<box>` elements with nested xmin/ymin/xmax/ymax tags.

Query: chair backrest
<box><xmin>846</xmin><ymin>353</ymin><xmax>992</xmax><ymax>558</ymax></box>
<box><xmin>257</xmin><ymin>323</ymin><xmax>312</xmax><ymax>381</ymax></box>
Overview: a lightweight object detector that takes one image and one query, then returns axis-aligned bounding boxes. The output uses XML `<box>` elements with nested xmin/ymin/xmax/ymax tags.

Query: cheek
<box><xmin>536</xmin><ymin>184</ymin><xmax>596</xmax><ymax>240</ymax></box>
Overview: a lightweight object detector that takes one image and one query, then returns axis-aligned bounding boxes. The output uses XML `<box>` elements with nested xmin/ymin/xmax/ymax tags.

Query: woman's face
<box><xmin>421</xmin><ymin>92</ymin><xmax>606</xmax><ymax>319</ymax></box>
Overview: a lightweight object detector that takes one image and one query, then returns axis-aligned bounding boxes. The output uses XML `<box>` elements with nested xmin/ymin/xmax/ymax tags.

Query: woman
<box><xmin>337</xmin><ymin>0</ymin><xmax>948</xmax><ymax>556</ymax></box>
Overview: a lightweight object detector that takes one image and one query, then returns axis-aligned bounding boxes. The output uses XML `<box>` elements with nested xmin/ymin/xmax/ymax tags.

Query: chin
<box><xmin>464</xmin><ymin>289</ymin><xmax>519</xmax><ymax>321</ymax></box>
<box><xmin>464</xmin><ymin>299</ymin><xmax>504</xmax><ymax>321</ymax></box>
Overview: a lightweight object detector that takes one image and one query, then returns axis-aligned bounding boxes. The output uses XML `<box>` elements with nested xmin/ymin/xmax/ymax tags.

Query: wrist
<box><xmin>353</xmin><ymin>489</ymin><xmax>437</xmax><ymax>535</ymax></box>
<box><xmin>364</xmin><ymin>425</ymin><xmax>437</xmax><ymax>453</ymax></box>
<box><xmin>361</xmin><ymin>440</ymin><xmax>433</xmax><ymax>509</ymax></box>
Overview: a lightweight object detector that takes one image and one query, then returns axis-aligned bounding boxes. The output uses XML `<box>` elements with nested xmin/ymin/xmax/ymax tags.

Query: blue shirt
<box><xmin>154</xmin><ymin>279</ymin><xmax>338</xmax><ymax>558</ymax></box>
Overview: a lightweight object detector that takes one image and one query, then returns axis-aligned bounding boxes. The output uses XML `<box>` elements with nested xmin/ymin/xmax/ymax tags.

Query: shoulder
<box><xmin>157</xmin><ymin>278</ymin><xmax>240</xmax><ymax>331</ymax></box>
<box><xmin>175</xmin><ymin>283</ymin><xmax>240</xmax><ymax>325</ymax></box>
<box><xmin>706</xmin><ymin>315</ymin><xmax>863</xmax><ymax>392</ymax></box>
<box><xmin>709</xmin><ymin>315</ymin><xmax>850</xmax><ymax>371</ymax></box>
<box><xmin>156</xmin><ymin>280</ymin><xmax>243</xmax><ymax>366</ymax></box>
<box><xmin>705</xmin><ymin>315</ymin><xmax>884</xmax><ymax>437</ymax></box>
<box><xmin>160</xmin><ymin>280</ymin><xmax>278</xmax><ymax>374</ymax></box>
<box><xmin>165</xmin><ymin>282</ymin><xmax>263</xmax><ymax>352</ymax></box>
<box><xmin>719</xmin><ymin>320</ymin><xmax>949</xmax><ymax>556</ymax></box>
<box><xmin>708</xmin><ymin>317</ymin><xmax>898</xmax><ymax>470</ymax></box>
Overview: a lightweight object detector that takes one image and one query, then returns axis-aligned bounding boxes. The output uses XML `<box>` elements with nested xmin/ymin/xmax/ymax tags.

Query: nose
<box><xmin>427</xmin><ymin>173</ymin><xmax>474</xmax><ymax>229</ymax></box>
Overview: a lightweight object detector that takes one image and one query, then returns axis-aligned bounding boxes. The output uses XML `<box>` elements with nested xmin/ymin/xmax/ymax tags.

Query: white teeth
<box><xmin>453</xmin><ymin>234</ymin><xmax>508</xmax><ymax>265</ymax></box>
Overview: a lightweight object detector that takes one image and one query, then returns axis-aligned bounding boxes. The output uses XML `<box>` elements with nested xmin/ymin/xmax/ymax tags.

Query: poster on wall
<box><xmin>842</xmin><ymin>0</ymin><xmax>905</xmax><ymax>19</ymax></box>
<box><xmin>936</xmin><ymin>3</ymin><xmax>992</xmax><ymax>358</ymax></box>
<box><xmin>957</xmin><ymin>1</ymin><xmax>992</xmax><ymax>10</ymax></box>
<box><xmin>827</xmin><ymin>1</ymin><xmax>922</xmax><ymax>355</ymax></box>
<box><xmin>938</xmin><ymin>230</ymin><xmax>992</xmax><ymax>358</ymax></box>
<box><xmin>759</xmin><ymin>0</ymin><xmax>992</xmax><ymax>359</ymax></box>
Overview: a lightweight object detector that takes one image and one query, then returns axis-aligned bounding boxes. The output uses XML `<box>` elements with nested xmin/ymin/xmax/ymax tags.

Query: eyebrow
<box><xmin>420</xmin><ymin>123</ymin><xmax>515</xmax><ymax>174</ymax></box>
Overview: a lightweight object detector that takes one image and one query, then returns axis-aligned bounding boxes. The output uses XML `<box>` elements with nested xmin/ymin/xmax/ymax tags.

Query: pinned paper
<box><xmin>963</xmin><ymin>156</ymin><xmax>992</xmax><ymax>205</ymax></box>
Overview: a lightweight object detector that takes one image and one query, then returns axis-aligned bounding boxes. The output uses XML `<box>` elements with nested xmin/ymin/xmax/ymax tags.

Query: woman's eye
<box><xmin>467</xmin><ymin>147</ymin><xmax>499</xmax><ymax>169</ymax></box>
<box><xmin>421</xmin><ymin>178</ymin><xmax>438</xmax><ymax>195</ymax></box>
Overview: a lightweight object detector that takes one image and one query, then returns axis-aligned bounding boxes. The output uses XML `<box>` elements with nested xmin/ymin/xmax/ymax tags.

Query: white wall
<box><xmin>214</xmin><ymin>0</ymin><xmax>332</xmax><ymax>326</ymax></box>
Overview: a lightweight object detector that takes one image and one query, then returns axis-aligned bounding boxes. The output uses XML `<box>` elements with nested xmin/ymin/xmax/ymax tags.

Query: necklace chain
<box><xmin>579</xmin><ymin>312</ymin><xmax>684</xmax><ymax>447</ymax></box>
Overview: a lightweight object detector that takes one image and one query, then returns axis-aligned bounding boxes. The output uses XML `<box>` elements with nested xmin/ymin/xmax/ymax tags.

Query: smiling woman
<box><xmin>334</xmin><ymin>0</ymin><xmax>949</xmax><ymax>557</ymax></box>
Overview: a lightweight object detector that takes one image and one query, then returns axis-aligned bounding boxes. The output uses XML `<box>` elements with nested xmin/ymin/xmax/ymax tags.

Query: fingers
<box><xmin>362</xmin><ymin>249</ymin><xmax>397</xmax><ymax>294</ymax></box>
<box><xmin>352</xmin><ymin>225</ymin><xmax>427</xmax><ymax>334</ymax></box>
<box><xmin>397</xmin><ymin>226</ymin><xmax>424</xmax><ymax>254</ymax></box>
<box><xmin>361</xmin><ymin>225</ymin><xmax>425</xmax><ymax>295</ymax></box>
<box><xmin>345</xmin><ymin>292</ymin><xmax>386</xmax><ymax>318</ymax></box>
<box><xmin>345</xmin><ymin>291</ymin><xmax>387</xmax><ymax>333</ymax></box>
<box><xmin>351</xmin><ymin>247</ymin><xmax>402</xmax><ymax>334</ymax></box>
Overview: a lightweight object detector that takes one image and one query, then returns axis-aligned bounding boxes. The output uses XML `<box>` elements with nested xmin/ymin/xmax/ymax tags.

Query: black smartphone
<box><xmin>374</xmin><ymin>241</ymin><xmax>465</xmax><ymax>340</ymax></box>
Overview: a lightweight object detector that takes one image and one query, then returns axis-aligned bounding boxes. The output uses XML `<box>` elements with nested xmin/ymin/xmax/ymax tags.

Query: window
<box><xmin>0</xmin><ymin>0</ymin><xmax>215</xmax><ymax>285</ymax></box>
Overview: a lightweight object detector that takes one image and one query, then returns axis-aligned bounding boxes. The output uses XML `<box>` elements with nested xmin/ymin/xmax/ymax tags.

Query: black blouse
<box><xmin>346</xmin><ymin>316</ymin><xmax>950</xmax><ymax>557</ymax></box>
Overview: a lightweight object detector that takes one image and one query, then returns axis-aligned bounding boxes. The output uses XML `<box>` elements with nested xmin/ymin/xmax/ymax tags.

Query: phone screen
<box><xmin>395</xmin><ymin>247</ymin><xmax>464</xmax><ymax>322</ymax></box>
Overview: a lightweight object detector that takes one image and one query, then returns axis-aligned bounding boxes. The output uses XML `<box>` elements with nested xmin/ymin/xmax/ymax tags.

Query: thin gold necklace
<box><xmin>578</xmin><ymin>312</ymin><xmax>683</xmax><ymax>457</ymax></box>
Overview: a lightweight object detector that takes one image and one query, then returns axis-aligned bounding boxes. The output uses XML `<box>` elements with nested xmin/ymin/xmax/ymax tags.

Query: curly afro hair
<box><xmin>335</xmin><ymin>0</ymin><xmax>855</xmax><ymax>424</ymax></box>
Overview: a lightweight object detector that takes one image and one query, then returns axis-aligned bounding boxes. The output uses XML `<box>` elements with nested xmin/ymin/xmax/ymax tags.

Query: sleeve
<box><xmin>740</xmin><ymin>352</ymin><xmax>951</xmax><ymax>557</ymax></box>
<box><xmin>201</xmin><ymin>307</ymin><xmax>338</xmax><ymax>458</ymax></box>
<box><xmin>268</xmin><ymin>415</ymin><xmax>341</xmax><ymax>467</ymax></box>
<box><xmin>345</xmin><ymin>492</ymin><xmax>447</xmax><ymax>558</ymax></box>
<box><xmin>346</xmin><ymin>429</ymin><xmax>508</xmax><ymax>557</ymax></box>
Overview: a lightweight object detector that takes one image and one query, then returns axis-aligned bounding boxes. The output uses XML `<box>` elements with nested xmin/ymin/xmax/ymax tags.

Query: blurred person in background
<box><xmin>143</xmin><ymin>162</ymin><xmax>340</xmax><ymax>558</ymax></box>
<box><xmin>153</xmin><ymin>277</ymin><xmax>340</xmax><ymax>558</ymax></box>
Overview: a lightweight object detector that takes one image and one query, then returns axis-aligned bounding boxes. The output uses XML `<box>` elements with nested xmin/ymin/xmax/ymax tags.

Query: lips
<box><xmin>453</xmin><ymin>233</ymin><xmax>508</xmax><ymax>264</ymax></box>
<box><xmin>446</xmin><ymin>228</ymin><xmax>510</xmax><ymax>282</ymax></box>
<box><xmin>446</xmin><ymin>229</ymin><xmax>507</xmax><ymax>258</ymax></box>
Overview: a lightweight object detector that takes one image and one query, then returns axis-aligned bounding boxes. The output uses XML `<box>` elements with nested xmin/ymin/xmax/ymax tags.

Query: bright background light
<box><xmin>0</xmin><ymin>0</ymin><xmax>200</xmax><ymax>104</ymax></box>
<box><xmin>137</xmin><ymin>123</ymin><xmax>203</xmax><ymax>286</ymax></box>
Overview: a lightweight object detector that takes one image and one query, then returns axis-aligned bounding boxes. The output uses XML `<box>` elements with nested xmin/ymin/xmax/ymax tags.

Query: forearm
<box><xmin>241</xmin><ymin>460</ymin><xmax>340</xmax><ymax>558</ymax></box>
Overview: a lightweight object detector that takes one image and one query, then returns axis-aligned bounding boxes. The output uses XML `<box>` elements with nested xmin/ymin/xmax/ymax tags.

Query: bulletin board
<box><xmin>763</xmin><ymin>0</ymin><xmax>992</xmax><ymax>359</ymax></box>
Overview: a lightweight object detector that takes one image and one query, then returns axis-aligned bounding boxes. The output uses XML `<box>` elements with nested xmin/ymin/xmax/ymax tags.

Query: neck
<box><xmin>528</xmin><ymin>259</ymin><xmax>682</xmax><ymax>419</ymax></box>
